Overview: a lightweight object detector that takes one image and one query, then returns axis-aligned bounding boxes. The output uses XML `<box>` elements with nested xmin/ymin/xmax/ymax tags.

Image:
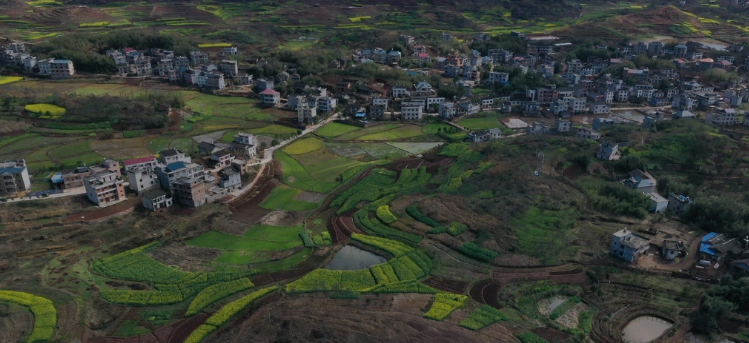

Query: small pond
<box><xmin>326</xmin><ymin>245</ymin><xmax>387</xmax><ymax>270</ymax></box>
<box><xmin>621</xmin><ymin>316</ymin><xmax>673</xmax><ymax>343</ymax></box>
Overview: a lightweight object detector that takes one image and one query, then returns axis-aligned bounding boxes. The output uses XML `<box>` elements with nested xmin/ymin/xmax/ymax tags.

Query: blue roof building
<box><xmin>700</xmin><ymin>232</ymin><xmax>745</xmax><ymax>261</ymax></box>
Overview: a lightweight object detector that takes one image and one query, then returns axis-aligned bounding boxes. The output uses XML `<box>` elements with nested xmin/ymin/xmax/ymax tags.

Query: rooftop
<box><xmin>123</xmin><ymin>156</ymin><xmax>156</xmax><ymax>166</ymax></box>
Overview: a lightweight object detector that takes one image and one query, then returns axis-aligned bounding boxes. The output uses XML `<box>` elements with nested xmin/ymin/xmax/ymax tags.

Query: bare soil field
<box><xmin>212</xmin><ymin>295</ymin><xmax>520</xmax><ymax>343</ymax></box>
<box><xmin>91</xmin><ymin>136</ymin><xmax>153</xmax><ymax>160</ymax></box>
<box><xmin>147</xmin><ymin>243</ymin><xmax>222</xmax><ymax>272</ymax></box>
<box><xmin>259</xmin><ymin>210</ymin><xmax>309</xmax><ymax>226</ymax></box>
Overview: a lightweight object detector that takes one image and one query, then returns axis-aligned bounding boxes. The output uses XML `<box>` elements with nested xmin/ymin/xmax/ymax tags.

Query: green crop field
<box><xmin>249</xmin><ymin>125</ymin><xmax>298</xmax><ymax>136</ymax></box>
<box><xmin>49</xmin><ymin>140</ymin><xmax>93</xmax><ymax>158</ymax></box>
<box><xmin>275</xmin><ymin>150</ymin><xmax>361</xmax><ymax>193</ymax></box>
<box><xmin>457</xmin><ymin>116</ymin><xmax>501</xmax><ymax>130</ymax></box>
<box><xmin>283</xmin><ymin>137</ymin><xmax>323</xmax><ymax>155</ymax></box>
<box><xmin>336</xmin><ymin>124</ymin><xmax>401</xmax><ymax>140</ymax></box>
<box><xmin>315</xmin><ymin>122</ymin><xmax>361</xmax><ymax>138</ymax></box>
<box><xmin>260</xmin><ymin>185</ymin><xmax>318</xmax><ymax>211</ymax></box>
<box><xmin>148</xmin><ymin>137</ymin><xmax>196</xmax><ymax>154</ymax></box>
<box><xmin>187</xmin><ymin>225</ymin><xmax>304</xmax><ymax>252</ymax></box>
<box><xmin>357</xmin><ymin>125</ymin><xmax>424</xmax><ymax>141</ymax></box>
<box><xmin>423</xmin><ymin>123</ymin><xmax>455</xmax><ymax>135</ymax></box>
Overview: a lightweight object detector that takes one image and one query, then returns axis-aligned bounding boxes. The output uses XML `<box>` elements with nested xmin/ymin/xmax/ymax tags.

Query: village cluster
<box><xmin>0</xmin><ymin>132</ymin><xmax>260</xmax><ymax>210</ymax></box>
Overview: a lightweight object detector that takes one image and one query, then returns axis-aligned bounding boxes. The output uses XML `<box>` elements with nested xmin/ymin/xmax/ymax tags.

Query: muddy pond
<box><xmin>621</xmin><ymin>316</ymin><xmax>673</xmax><ymax>343</ymax></box>
<box><xmin>326</xmin><ymin>245</ymin><xmax>387</xmax><ymax>270</ymax></box>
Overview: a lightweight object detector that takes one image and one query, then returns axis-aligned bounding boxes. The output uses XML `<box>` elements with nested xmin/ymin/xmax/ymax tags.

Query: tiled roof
<box><xmin>123</xmin><ymin>156</ymin><xmax>156</xmax><ymax>166</ymax></box>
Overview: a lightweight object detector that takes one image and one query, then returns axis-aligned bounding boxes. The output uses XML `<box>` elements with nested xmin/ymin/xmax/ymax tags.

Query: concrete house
<box><xmin>38</xmin><ymin>58</ymin><xmax>75</xmax><ymax>78</ymax></box>
<box><xmin>172</xmin><ymin>177</ymin><xmax>207</xmax><ymax>207</ymax></box>
<box><xmin>575</xmin><ymin>127</ymin><xmax>601</xmax><ymax>140</ymax></box>
<box><xmin>127</xmin><ymin>167</ymin><xmax>158</xmax><ymax>194</ymax></box>
<box><xmin>156</xmin><ymin>162</ymin><xmax>205</xmax><ymax>191</ymax></box>
<box><xmin>401</xmin><ymin>105</ymin><xmax>423</xmax><ymax>121</ymax></box>
<box><xmin>391</xmin><ymin>86</ymin><xmax>410</xmax><ymax>98</ymax></box>
<box><xmin>0</xmin><ymin>160</ymin><xmax>31</xmax><ymax>195</ymax></box>
<box><xmin>590</xmin><ymin>102</ymin><xmax>610</xmax><ymax>114</ymax></box>
<box><xmin>142</xmin><ymin>189</ymin><xmax>173</xmax><ymax>211</ymax></box>
<box><xmin>260</xmin><ymin>89</ymin><xmax>281</xmax><ymax>106</ymax></box>
<box><xmin>611</xmin><ymin>228</ymin><xmax>650</xmax><ymax>263</ymax></box>
<box><xmin>705</xmin><ymin>108</ymin><xmax>737</xmax><ymax>126</ymax></box>
<box><xmin>231</xmin><ymin>132</ymin><xmax>258</xmax><ymax>158</ymax></box>
<box><xmin>297</xmin><ymin>100</ymin><xmax>317</xmax><ymax>124</ymax></box>
<box><xmin>219</xmin><ymin>168</ymin><xmax>242</xmax><ymax>191</ymax></box>
<box><xmin>700</xmin><ymin>232</ymin><xmax>746</xmax><ymax>261</ymax></box>
<box><xmin>159</xmin><ymin>149</ymin><xmax>191</xmax><ymax>165</ymax></box>
<box><xmin>647</xmin><ymin>192</ymin><xmax>669</xmax><ymax>214</ymax></box>
<box><xmin>527</xmin><ymin>122</ymin><xmax>550</xmax><ymax>135</ymax></box>
<box><xmin>667</xmin><ymin>193</ymin><xmax>692</xmax><ymax>214</ymax></box>
<box><xmin>468</xmin><ymin>128</ymin><xmax>502</xmax><ymax>143</ymax></box>
<box><xmin>438</xmin><ymin>102</ymin><xmax>457</xmax><ymax>119</ymax></box>
<box><xmin>596</xmin><ymin>142</ymin><xmax>620</xmax><ymax>161</ymax></box>
<box><xmin>208</xmin><ymin>150</ymin><xmax>234</xmax><ymax>169</ymax></box>
<box><xmin>123</xmin><ymin>156</ymin><xmax>158</xmax><ymax>173</ymax></box>
<box><xmin>623</xmin><ymin>169</ymin><xmax>655</xmax><ymax>193</ymax></box>
<box><xmin>220</xmin><ymin>60</ymin><xmax>238</xmax><ymax>77</ymax></box>
<box><xmin>555</xmin><ymin>119</ymin><xmax>572</xmax><ymax>132</ymax></box>
<box><xmin>662</xmin><ymin>240</ymin><xmax>685</xmax><ymax>261</ymax></box>
<box><xmin>413</xmin><ymin>81</ymin><xmax>436</xmax><ymax>97</ymax></box>
<box><xmin>84</xmin><ymin>171</ymin><xmax>126</xmax><ymax>207</ymax></box>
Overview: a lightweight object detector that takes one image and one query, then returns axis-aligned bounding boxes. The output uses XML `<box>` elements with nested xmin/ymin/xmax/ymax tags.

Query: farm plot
<box><xmin>0</xmin><ymin>290</ymin><xmax>57</xmax><ymax>343</ymax></box>
<box><xmin>336</xmin><ymin>124</ymin><xmax>401</xmax><ymax>140</ymax></box>
<box><xmin>25</xmin><ymin>103</ymin><xmax>66</xmax><ymax>119</ymax></box>
<box><xmin>91</xmin><ymin>137</ymin><xmax>152</xmax><ymax>159</ymax></box>
<box><xmin>0</xmin><ymin>76</ymin><xmax>23</xmax><ymax>85</ymax></box>
<box><xmin>93</xmin><ymin>242</ymin><xmax>254</xmax><ymax>306</ymax></box>
<box><xmin>357</xmin><ymin>125</ymin><xmax>424</xmax><ymax>141</ymax></box>
<box><xmin>260</xmin><ymin>185</ymin><xmax>318</xmax><ymax>211</ymax></box>
<box><xmin>185</xmin><ymin>95</ymin><xmax>274</xmax><ymax>122</ymax></box>
<box><xmin>387</xmin><ymin>142</ymin><xmax>443</xmax><ymax>155</ymax></box>
<box><xmin>324</xmin><ymin>142</ymin><xmax>367</xmax><ymax>158</ymax></box>
<box><xmin>315</xmin><ymin>122</ymin><xmax>361</xmax><ymax>138</ymax></box>
<box><xmin>276</xmin><ymin>150</ymin><xmax>364</xmax><ymax>193</ymax></box>
<box><xmin>513</xmin><ymin>207</ymin><xmax>577</xmax><ymax>264</ymax></box>
<box><xmin>187</xmin><ymin>225</ymin><xmax>304</xmax><ymax>252</ymax></box>
<box><xmin>456</xmin><ymin>116</ymin><xmax>502</xmax><ymax>130</ymax></box>
<box><xmin>283</xmin><ymin>137</ymin><xmax>323</xmax><ymax>155</ymax></box>
<box><xmin>249</xmin><ymin>124</ymin><xmax>298</xmax><ymax>137</ymax></box>
<box><xmin>148</xmin><ymin>137</ymin><xmax>197</xmax><ymax>154</ymax></box>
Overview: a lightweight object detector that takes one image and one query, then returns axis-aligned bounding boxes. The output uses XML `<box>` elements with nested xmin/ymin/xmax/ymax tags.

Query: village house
<box><xmin>260</xmin><ymin>88</ymin><xmax>281</xmax><ymax>106</ymax></box>
<box><xmin>298</xmin><ymin>100</ymin><xmax>317</xmax><ymax>124</ymax></box>
<box><xmin>84</xmin><ymin>171</ymin><xmax>126</xmax><ymax>207</ymax></box>
<box><xmin>648</xmin><ymin>192</ymin><xmax>669</xmax><ymax>214</ymax></box>
<box><xmin>468</xmin><ymin>128</ymin><xmax>502</xmax><ymax>143</ymax></box>
<box><xmin>623</xmin><ymin>169</ymin><xmax>655</xmax><ymax>193</ymax></box>
<box><xmin>156</xmin><ymin>161</ymin><xmax>205</xmax><ymax>191</ymax></box>
<box><xmin>673</xmin><ymin>110</ymin><xmax>696</xmax><ymax>120</ymax></box>
<box><xmin>198</xmin><ymin>141</ymin><xmax>224</xmax><ymax>156</ymax></box>
<box><xmin>596</xmin><ymin>142</ymin><xmax>620</xmax><ymax>160</ymax></box>
<box><xmin>438</xmin><ymin>102</ymin><xmax>457</xmax><ymax>119</ymax></box>
<box><xmin>219</xmin><ymin>168</ymin><xmax>242</xmax><ymax>191</ymax></box>
<box><xmin>401</xmin><ymin>105</ymin><xmax>423</xmax><ymax>121</ymax></box>
<box><xmin>172</xmin><ymin>177</ymin><xmax>207</xmax><ymax>208</ymax></box>
<box><xmin>705</xmin><ymin>107</ymin><xmax>737</xmax><ymax>126</ymax></box>
<box><xmin>231</xmin><ymin>132</ymin><xmax>258</xmax><ymax>158</ymax></box>
<box><xmin>142</xmin><ymin>189</ymin><xmax>173</xmax><ymax>211</ymax></box>
<box><xmin>576</xmin><ymin>127</ymin><xmax>600</xmax><ymax>140</ymax></box>
<box><xmin>159</xmin><ymin>149</ymin><xmax>191</xmax><ymax>165</ymax></box>
<box><xmin>0</xmin><ymin>160</ymin><xmax>31</xmax><ymax>195</ymax></box>
<box><xmin>662</xmin><ymin>240</ymin><xmax>685</xmax><ymax>261</ymax></box>
<box><xmin>38</xmin><ymin>58</ymin><xmax>75</xmax><ymax>78</ymax></box>
<box><xmin>611</xmin><ymin>228</ymin><xmax>650</xmax><ymax>263</ymax></box>
<box><xmin>667</xmin><ymin>193</ymin><xmax>692</xmax><ymax>214</ymax></box>
<box><xmin>208</xmin><ymin>150</ymin><xmax>235</xmax><ymax>169</ymax></box>
<box><xmin>413</xmin><ymin>81</ymin><xmax>436</xmax><ymax>97</ymax></box>
<box><xmin>123</xmin><ymin>156</ymin><xmax>158</xmax><ymax>173</ymax></box>
<box><xmin>527</xmin><ymin>122</ymin><xmax>550</xmax><ymax>135</ymax></box>
<box><xmin>127</xmin><ymin>167</ymin><xmax>158</xmax><ymax>194</ymax></box>
<box><xmin>700</xmin><ymin>232</ymin><xmax>746</xmax><ymax>261</ymax></box>
<box><xmin>555</xmin><ymin>119</ymin><xmax>572</xmax><ymax>132</ymax></box>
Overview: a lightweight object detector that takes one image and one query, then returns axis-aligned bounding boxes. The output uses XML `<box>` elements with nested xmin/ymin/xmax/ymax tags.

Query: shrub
<box><xmin>516</xmin><ymin>332</ymin><xmax>550</xmax><ymax>343</ymax></box>
<box><xmin>406</xmin><ymin>204</ymin><xmax>440</xmax><ymax>227</ymax></box>
<box><xmin>123</xmin><ymin>130</ymin><xmax>147</xmax><ymax>138</ymax></box>
<box><xmin>446</xmin><ymin>222</ymin><xmax>468</xmax><ymax>236</ymax></box>
<box><xmin>457</xmin><ymin>242</ymin><xmax>498</xmax><ymax>262</ymax></box>
<box><xmin>299</xmin><ymin>230</ymin><xmax>315</xmax><ymax>248</ymax></box>
<box><xmin>186</xmin><ymin>278</ymin><xmax>255</xmax><ymax>316</ymax></box>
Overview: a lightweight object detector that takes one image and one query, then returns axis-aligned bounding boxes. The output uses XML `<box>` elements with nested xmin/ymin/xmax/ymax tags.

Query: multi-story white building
<box><xmin>705</xmin><ymin>108</ymin><xmax>737</xmax><ymax>126</ymax></box>
<box><xmin>401</xmin><ymin>106</ymin><xmax>423</xmax><ymax>121</ymax></box>
<box><xmin>260</xmin><ymin>89</ymin><xmax>281</xmax><ymax>106</ymax></box>
<box><xmin>486</xmin><ymin>72</ymin><xmax>509</xmax><ymax>85</ymax></box>
<box><xmin>142</xmin><ymin>189</ymin><xmax>173</xmax><ymax>211</ymax></box>
<box><xmin>298</xmin><ymin>101</ymin><xmax>317</xmax><ymax>124</ymax></box>
<box><xmin>566</xmin><ymin>97</ymin><xmax>587</xmax><ymax>113</ymax></box>
<box><xmin>438</xmin><ymin>102</ymin><xmax>457</xmax><ymax>119</ymax></box>
<box><xmin>127</xmin><ymin>168</ymin><xmax>158</xmax><ymax>194</ymax></box>
<box><xmin>590</xmin><ymin>102</ymin><xmax>611</xmax><ymax>114</ymax></box>
<box><xmin>220</xmin><ymin>60</ymin><xmax>238</xmax><ymax>77</ymax></box>
<box><xmin>38</xmin><ymin>58</ymin><xmax>75</xmax><ymax>78</ymax></box>
<box><xmin>0</xmin><ymin>160</ymin><xmax>31</xmax><ymax>195</ymax></box>
<box><xmin>317</xmin><ymin>97</ymin><xmax>337</xmax><ymax>113</ymax></box>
